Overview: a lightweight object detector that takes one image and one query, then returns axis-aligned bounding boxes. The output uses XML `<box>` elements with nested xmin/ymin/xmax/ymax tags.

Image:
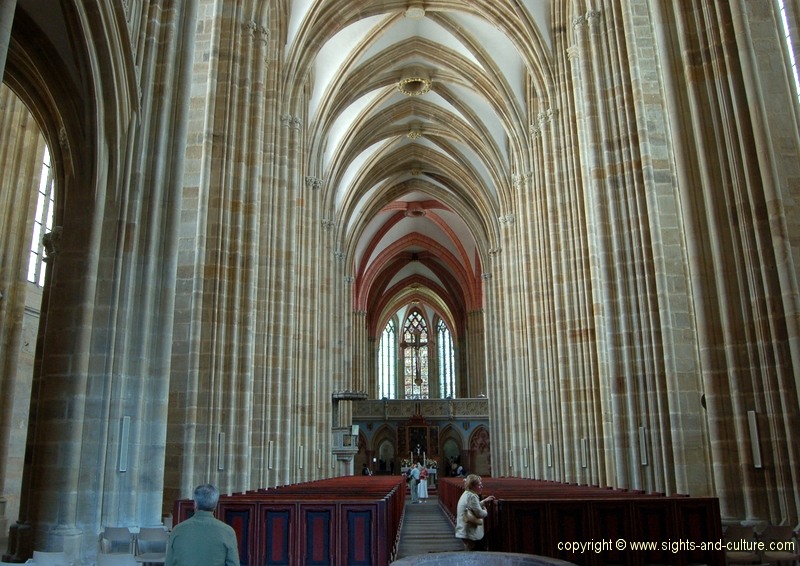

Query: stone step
<box><xmin>395</xmin><ymin>496</ymin><xmax>465</xmax><ymax>559</ymax></box>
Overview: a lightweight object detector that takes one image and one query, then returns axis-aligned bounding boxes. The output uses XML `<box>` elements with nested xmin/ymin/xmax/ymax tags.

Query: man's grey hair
<box><xmin>193</xmin><ymin>483</ymin><xmax>220</xmax><ymax>511</ymax></box>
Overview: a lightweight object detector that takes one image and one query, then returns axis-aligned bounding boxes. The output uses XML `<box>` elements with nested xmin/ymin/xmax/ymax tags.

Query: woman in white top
<box><xmin>454</xmin><ymin>474</ymin><xmax>495</xmax><ymax>550</ymax></box>
<box><xmin>418</xmin><ymin>465</ymin><xmax>429</xmax><ymax>501</ymax></box>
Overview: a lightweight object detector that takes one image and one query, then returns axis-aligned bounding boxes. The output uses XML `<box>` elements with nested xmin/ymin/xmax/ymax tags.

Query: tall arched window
<box><xmin>437</xmin><ymin>319</ymin><xmax>455</xmax><ymax>398</ymax></box>
<box><xmin>779</xmin><ymin>0</ymin><xmax>800</xmax><ymax>100</ymax></box>
<box><xmin>401</xmin><ymin>311</ymin><xmax>428</xmax><ymax>399</ymax></box>
<box><xmin>378</xmin><ymin>319</ymin><xmax>396</xmax><ymax>399</ymax></box>
<box><xmin>28</xmin><ymin>144</ymin><xmax>55</xmax><ymax>286</ymax></box>
<box><xmin>376</xmin><ymin>309</ymin><xmax>456</xmax><ymax>399</ymax></box>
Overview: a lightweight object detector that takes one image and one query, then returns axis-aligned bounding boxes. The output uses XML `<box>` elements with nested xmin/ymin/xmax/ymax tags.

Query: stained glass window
<box><xmin>401</xmin><ymin>311</ymin><xmax>428</xmax><ymax>399</ymax></box>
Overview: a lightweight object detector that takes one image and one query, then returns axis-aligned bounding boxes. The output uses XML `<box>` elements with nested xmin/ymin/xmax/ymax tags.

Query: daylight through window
<box><xmin>779</xmin><ymin>0</ymin><xmax>800</xmax><ymax>101</ymax></box>
<box><xmin>28</xmin><ymin>145</ymin><xmax>55</xmax><ymax>287</ymax></box>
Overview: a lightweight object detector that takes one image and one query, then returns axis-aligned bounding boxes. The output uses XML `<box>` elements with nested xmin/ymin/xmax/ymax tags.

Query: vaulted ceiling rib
<box><xmin>284</xmin><ymin>0</ymin><xmax>552</xmax><ymax>338</ymax></box>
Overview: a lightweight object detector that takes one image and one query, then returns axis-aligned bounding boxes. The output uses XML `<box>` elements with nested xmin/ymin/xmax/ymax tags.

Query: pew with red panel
<box><xmin>438</xmin><ymin>477</ymin><xmax>723</xmax><ymax>566</ymax></box>
<box><xmin>173</xmin><ymin>476</ymin><xmax>406</xmax><ymax>566</ymax></box>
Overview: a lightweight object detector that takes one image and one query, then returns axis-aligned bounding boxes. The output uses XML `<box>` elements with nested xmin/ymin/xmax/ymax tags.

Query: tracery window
<box><xmin>437</xmin><ymin>319</ymin><xmax>455</xmax><ymax>398</ymax></box>
<box><xmin>377</xmin><ymin>309</ymin><xmax>457</xmax><ymax>399</ymax></box>
<box><xmin>378</xmin><ymin>319</ymin><xmax>397</xmax><ymax>399</ymax></box>
<box><xmin>401</xmin><ymin>311</ymin><xmax>428</xmax><ymax>399</ymax></box>
<box><xmin>28</xmin><ymin>144</ymin><xmax>55</xmax><ymax>287</ymax></box>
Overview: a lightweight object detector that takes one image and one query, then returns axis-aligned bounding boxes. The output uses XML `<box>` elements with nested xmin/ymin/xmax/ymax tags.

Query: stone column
<box><xmin>0</xmin><ymin>84</ymin><xmax>42</xmax><ymax>563</ymax></box>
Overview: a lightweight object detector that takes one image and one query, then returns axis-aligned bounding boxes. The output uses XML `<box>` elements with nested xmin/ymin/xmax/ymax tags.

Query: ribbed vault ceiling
<box><xmin>12</xmin><ymin>0</ymin><xmax>555</xmax><ymax>342</ymax></box>
<box><xmin>287</xmin><ymin>0</ymin><xmax>554</xmax><ymax>339</ymax></box>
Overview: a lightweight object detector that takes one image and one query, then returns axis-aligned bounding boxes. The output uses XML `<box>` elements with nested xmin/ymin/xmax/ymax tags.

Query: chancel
<box><xmin>0</xmin><ymin>0</ymin><xmax>799</xmax><ymax>564</ymax></box>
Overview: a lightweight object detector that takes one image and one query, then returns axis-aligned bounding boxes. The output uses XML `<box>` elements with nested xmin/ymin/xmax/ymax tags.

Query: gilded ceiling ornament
<box><xmin>398</xmin><ymin>68</ymin><xmax>432</xmax><ymax>96</ymax></box>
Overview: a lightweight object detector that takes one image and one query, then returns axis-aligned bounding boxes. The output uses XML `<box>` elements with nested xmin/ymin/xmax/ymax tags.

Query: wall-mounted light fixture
<box><xmin>581</xmin><ymin>438</ymin><xmax>588</xmax><ymax>469</ymax></box>
<box><xmin>747</xmin><ymin>410</ymin><xmax>762</xmax><ymax>468</ymax></box>
<box><xmin>268</xmin><ymin>440</ymin><xmax>274</xmax><ymax>470</ymax></box>
<box><xmin>119</xmin><ymin>416</ymin><xmax>131</xmax><ymax>472</ymax></box>
<box><xmin>218</xmin><ymin>432</ymin><xmax>225</xmax><ymax>471</ymax></box>
<box><xmin>639</xmin><ymin>426</ymin><xmax>648</xmax><ymax>466</ymax></box>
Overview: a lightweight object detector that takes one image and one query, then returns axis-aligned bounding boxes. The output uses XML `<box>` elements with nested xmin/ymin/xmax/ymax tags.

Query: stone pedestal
<box><xmin>2</xmin><ymin>521</ymin><xmax>32</xmax><ymax>563</ymax></box>
<box><xmin>52</xmin><ymin>525</ymin><xmax>83</xmax><ymax>563</ymax></box>
<box><xmin>0</xmin><ymin>497</ymin><xmax>6</xmax><ymax>541</ymax></box>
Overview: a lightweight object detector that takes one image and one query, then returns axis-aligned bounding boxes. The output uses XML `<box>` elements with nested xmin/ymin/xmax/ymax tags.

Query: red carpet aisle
<box><xmin>395</xmin><ymin>495</ymin><xmax>465</xmax><ymax>559</ymax></box>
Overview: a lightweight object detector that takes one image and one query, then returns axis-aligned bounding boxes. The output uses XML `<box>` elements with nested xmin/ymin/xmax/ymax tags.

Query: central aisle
<box><xmin>394</xmin><ymin>495</ymin><xmax>465</xmax><ymax>558</ymax></box>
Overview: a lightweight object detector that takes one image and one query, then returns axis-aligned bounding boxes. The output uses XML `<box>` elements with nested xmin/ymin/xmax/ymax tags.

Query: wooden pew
<box><xmin>439</xmin><ymin>477</ymin><xmax>724</xmax><ymax>566</ymax></box>
<box><xmin>174</xmin><ymin>476</ymin><xmax>406</xmax><ymax>566</ymax></box>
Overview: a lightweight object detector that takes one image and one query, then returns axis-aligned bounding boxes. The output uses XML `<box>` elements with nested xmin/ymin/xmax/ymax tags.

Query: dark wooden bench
<box><xmin>439</xmin><ymin>477</ymin><xmax>724</xmax><ymax>566</ymax></box>
<box><xmin>174</xmin><ymin>476</ymin><xmax>406</xmax><ymax>566</ymax></box>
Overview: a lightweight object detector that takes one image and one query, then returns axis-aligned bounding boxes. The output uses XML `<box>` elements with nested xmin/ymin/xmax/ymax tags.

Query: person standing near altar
<box><xmin>418</xmin><ymin>463</ymin><xmax>429</xmax><ymax>502</ymax></box>
<box><xmin>409</xmin><ymin>463</ymin><xmax>421</xmax><ymax>503</ymax></box>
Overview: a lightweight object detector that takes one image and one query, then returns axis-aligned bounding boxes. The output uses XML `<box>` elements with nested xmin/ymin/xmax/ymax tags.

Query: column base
<box><xmin>2</xmin><ymin>521</ymin><xmax>32</xmax><ymax>563</ymax></box>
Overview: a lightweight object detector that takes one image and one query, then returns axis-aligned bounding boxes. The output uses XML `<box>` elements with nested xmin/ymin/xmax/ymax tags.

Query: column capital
<box><xmin>305</xmin><ymin>176</ymin><xmax>323</xmax><ymax>191</ymax></box>
<box><xmin>243</xmin><ymin>20</ymin><xmax>269</xmax><ymax>45</ymax></box>
<box><xmin>281</xmin><ymin>114</ymin><xmax>303</xmax><ymax>129</ymax></box>
<box><xmin>586</xmin><ymin>10</ymin><xmax>602</xmax><ymax>25</ymax></box>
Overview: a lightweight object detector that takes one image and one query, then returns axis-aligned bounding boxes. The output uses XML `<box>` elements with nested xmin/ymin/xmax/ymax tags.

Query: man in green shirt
<box><xmin>165</xmin><ymin>484</ymin><xmax>240</xmax><ymax>566</ymax></box>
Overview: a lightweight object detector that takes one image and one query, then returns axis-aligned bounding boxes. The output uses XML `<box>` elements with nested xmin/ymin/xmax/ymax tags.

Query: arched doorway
<box><xmin>469</xmin><ymin>426</ymin><xmax>491</xmax><ymax>476</ymax></box>
<box><xmin>439</xmin><ymin>424</ymin><xmax>464</xmax><ymax>477</ymax></box>
<box><xmin>367</xmin><ymin>424</ymin><xmax>398</xmax><ymax>475</ymax></box>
